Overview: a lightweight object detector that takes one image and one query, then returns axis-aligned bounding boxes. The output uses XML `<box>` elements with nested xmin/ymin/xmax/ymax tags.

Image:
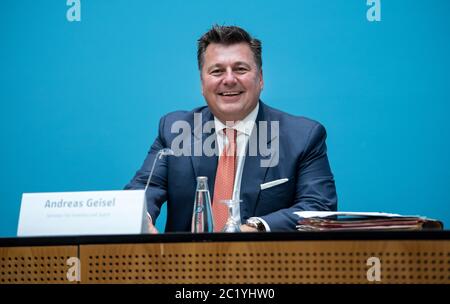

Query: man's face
<box><xmin>201</xmin><ymin>42</ymin><xmax>264</xmax><ymax>123</ymax></box>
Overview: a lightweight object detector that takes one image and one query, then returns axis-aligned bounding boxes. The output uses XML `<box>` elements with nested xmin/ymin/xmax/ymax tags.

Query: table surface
<box><xmin>1</xmin><ymin>230</ymin><xmax>449</xmax><ymax>247</ymax></box>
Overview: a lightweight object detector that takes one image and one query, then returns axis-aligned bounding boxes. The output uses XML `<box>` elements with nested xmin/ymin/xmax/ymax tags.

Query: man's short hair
<box><xmin>197</xmin><ymin>25</ymin><xmax>262</xmax><ymax>71</ymax></box>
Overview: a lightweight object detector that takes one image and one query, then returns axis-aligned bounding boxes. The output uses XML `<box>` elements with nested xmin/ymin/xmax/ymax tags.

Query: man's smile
<box><xmin>217</xmin><ymin>91</ymin><xmax>244</xmax><ymax>96</ymax></box>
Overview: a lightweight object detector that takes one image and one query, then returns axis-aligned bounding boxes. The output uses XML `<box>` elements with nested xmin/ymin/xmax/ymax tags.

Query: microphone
<box><xmin>142</xmin><ymin>148</ymin><xmax>174</xmax><ymax>233</ymax></box>
<box><xmin>144</xmin><ymin>148</ymin><xmax>174</xmax><ymax>192</ymax></box>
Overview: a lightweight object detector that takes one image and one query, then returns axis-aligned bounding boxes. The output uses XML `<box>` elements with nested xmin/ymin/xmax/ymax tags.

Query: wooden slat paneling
<box><xmin>0</xmin><ymin>246</ymin><xmax>78</xmax><ymax>284</ymax></box>
<box><xmin>79</xmin><ymin>240</ymin><xmax>450</xmax><ymax>284</ymax></box>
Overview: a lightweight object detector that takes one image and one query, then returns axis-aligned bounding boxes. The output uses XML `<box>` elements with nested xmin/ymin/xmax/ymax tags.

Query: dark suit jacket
<box><xmin>125</xmin><ymin>101</ymin><xmax>337</xmax><ymax>231</ymax></box>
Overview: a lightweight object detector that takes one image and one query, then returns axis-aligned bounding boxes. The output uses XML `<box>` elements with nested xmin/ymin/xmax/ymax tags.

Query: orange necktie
<box><xmin>212</xmin><ymin>128</ymin><xmax>237</xmax><ymax>232</ymax></box>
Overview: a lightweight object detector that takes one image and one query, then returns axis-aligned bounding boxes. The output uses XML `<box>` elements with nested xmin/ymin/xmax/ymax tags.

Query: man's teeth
<box><xmin>220</xmin><ymin>92</ymin><xmax>241</xmax><ymax>96</ymax></box>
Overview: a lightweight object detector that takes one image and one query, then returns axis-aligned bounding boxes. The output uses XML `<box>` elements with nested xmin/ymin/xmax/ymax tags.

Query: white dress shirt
<box><xmin>213</xmin><ymin>103</ymin><xmax>271</xmax><ymax>231</ymax></box>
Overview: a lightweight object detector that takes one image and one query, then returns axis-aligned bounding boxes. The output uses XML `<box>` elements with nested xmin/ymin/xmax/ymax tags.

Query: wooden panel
<box><xmin>80</xmin><ymin>240</ymin><xmax>450</xmax><ymax>284</ymax></box>
<box><xmin>0</xmin><ymin>246</ymin><xmax>78</xmax><ymax>284</ymax></box>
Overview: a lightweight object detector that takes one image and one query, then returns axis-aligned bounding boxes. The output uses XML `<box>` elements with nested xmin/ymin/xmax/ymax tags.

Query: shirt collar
<box><xmin>213</xmin><ymin>102</ymin><xmax>259</xmax><ymax>136</ymax></box>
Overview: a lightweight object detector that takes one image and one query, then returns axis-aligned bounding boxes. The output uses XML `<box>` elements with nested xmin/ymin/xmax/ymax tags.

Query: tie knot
<box><xmin>223</xmin><ymin>128</ymin><xmax>236</xmax><ymax>157</ymax></box>
<box><xmin>224</xmin><ymin>128</ymin><xmax>236</xmax><ymax>144</ymax></box>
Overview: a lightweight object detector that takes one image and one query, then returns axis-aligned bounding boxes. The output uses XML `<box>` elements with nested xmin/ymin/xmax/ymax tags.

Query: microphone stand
<box><xmin>142</xmin><ymin>148</ymin><xmax>174</xmax><ymax>232</ymax></box>
<box><xmin>144</xmin><ymin>148</ymin><xmax>174</xmax><ymax>192</ymax></box>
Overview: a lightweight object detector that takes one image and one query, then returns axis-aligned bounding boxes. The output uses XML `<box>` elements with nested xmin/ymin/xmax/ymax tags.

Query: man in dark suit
<box><xmin>125</xmin><ymin>25</ymin><xmax>337</xmax><ymax>232</ymax></box>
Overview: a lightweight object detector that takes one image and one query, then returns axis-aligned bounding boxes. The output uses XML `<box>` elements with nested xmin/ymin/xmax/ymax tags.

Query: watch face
<box><xmin>247</xmin><ymin>219</ymin><xmax>264</xmax><ymax>231</ymax></box>
<box><xmin>246</xmin><ymin>220</ymin><xmax>256</xmax><ymax>227</ymax></box>
<box><xmin>256</xmin><ymin>222</ymin><xmax>264</xmax><ymax>231</ymax></box>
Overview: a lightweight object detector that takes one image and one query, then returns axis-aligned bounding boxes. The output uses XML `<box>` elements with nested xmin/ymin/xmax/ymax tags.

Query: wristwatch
<box><xmin>245</xmin><ymin>217</ymin><xmax>266</xmax><ymax>232</ymax></box>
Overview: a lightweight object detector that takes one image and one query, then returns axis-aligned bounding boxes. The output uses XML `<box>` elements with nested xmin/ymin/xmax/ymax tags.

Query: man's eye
<box><xmin>210</xmin><ymin>70</ymin><xmax>223</xmax><ymax>75</ymax></box>
<box><xmin>235</xmin><ymin>67</ymin><xmax>248</xmax><ymax>73</ymax></box>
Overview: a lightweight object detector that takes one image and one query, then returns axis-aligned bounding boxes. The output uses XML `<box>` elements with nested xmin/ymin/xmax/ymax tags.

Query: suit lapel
<box><xmin>240</xmin><ymin>102</ymin><xmax>278</xmax><ymax>219</ymax></box>
<box><xmin>190</xmin><ymin>107</ymin><xmax>218</xmax><ymax>199</ymax></box>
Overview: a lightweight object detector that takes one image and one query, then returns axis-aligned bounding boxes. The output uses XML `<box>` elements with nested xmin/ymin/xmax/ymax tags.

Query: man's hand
<box><xmin>240</xmin><ymin>224</ymin><xmax>258</xmax><ymax>232</ymax></box>
<box><xmin>147</xmin><ymin>214</ymin><xmax>159</xmax><ymax>234</ymax></box>
<box><xmin>148</xmin><ymin>221</ymin><xmax>159</xmax><ymax>234</ymax></box>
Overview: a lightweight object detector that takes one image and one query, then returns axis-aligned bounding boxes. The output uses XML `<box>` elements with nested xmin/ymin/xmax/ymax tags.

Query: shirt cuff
<box><xmin>255</xmin><ymin>217</ymin><xmax>271</xmax><ymax>232</ymax></box>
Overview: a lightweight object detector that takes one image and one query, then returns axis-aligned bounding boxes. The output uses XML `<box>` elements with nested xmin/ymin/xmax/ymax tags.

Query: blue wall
<box><xmin>1</xmin><ymin>0</ymin><xmax>449</xmax><ymax>235</ymax></box>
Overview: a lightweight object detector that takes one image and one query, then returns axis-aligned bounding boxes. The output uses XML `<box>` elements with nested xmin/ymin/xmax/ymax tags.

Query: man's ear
<box><xmin>200</xmin><ymin>74</ymin><xmax>204</xmax><ymax>96</ymax></box>
<box><xmin>259</xmin><ymin>69</ymin><xmax>264</xmax><ymax>91</ymax></box>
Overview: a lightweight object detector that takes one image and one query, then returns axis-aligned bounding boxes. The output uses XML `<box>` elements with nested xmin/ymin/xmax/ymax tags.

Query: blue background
<box><xmin>1</xmin><ymin>0</ymin><xmax>449</xmax><ymax>235</ymax></box>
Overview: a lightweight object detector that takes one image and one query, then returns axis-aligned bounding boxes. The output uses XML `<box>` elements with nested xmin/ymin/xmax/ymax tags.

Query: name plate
<box><xmin>17</xmin><ymin>190</ymin><xmax>149</xmax><ymax>237</ymax></box>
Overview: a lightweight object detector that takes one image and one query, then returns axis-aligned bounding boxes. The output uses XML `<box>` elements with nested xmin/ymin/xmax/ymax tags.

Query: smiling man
<box><xmin>125</xmin><ymin>25</ymin><xmax>337</xmax><ymax>233</ymax></box>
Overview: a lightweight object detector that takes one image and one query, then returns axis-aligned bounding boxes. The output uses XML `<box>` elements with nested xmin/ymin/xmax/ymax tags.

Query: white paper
<box><xmin>294</xmin><ymin>211</ymin><xmax>403</xmax><ymax>219</ymax></box>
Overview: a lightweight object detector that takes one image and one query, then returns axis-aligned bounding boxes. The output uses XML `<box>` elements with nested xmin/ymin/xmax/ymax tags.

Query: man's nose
<box><xmin>222</xmin><ymin>69</ymin><xmax>237</xmax><ymax>86</ymax></box>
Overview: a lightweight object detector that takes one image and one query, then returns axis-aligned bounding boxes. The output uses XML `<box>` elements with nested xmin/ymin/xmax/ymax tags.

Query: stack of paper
<box><xmin>293</xmin><ymin>211</ymin><xmax>443</xmax><ymax>231</ymax></box>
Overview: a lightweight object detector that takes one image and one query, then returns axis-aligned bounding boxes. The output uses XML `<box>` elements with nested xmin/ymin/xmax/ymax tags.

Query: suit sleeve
<box><xmin>124</xmin><ymin>115</ymin><xmax>169</xmax><ymax>222</ymax></box>
<box><xmin>260</xmin><ymin>123</ymin><xmax>338</xmax><ymax>231</ymax></box>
